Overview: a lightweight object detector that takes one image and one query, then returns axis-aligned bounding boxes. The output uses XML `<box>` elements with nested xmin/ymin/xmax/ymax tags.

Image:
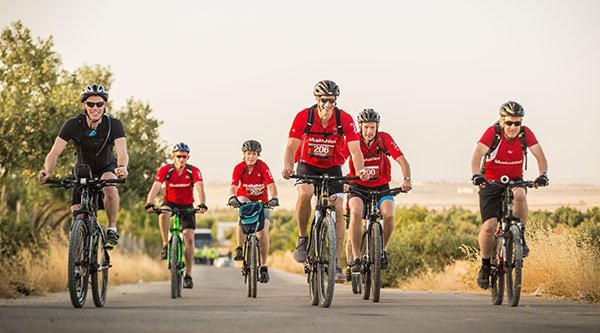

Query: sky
<box><xmin>2</xmin><ymin>0</ymin><xmax>599</xmax><ymax>184</ymax></box>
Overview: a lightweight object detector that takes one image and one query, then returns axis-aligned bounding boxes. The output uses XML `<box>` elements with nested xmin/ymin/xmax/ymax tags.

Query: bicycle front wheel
<box><xmin>68</xmin><ymin>219</ymin><xmax>90</xmax><ymax>308</ymax></box>
<box><xmin>506</xmin><ymin>224</ymin><xmax>523</xmax><ymax>307</ymax></box>
<box><xmin>370</xmin><ymin>222</ymin><xmax>383</xmax><ymax>303</ymax></box>
<box><xmin>316</xmin><ymin>215</ymin><xmax>337</xmax><ymax>308</ymax></box>
<box><xmin>491</xmin><ymin>235</ymin><xmax>505</xmax><ymax>305</ymax></box>
<box><xmin>91</xmin><ymin>226</ymin><xmax>109</xmax><ymax>307</ymax></box>
<box><xmin>248</xmin><ymin>236</ymin><xmax>259</xmax><ymax>298</ymax></box>
<box><xmin>308</xmin><ymin>220</ymin><xmax>319</xmax><ymax>306</ymax></box>
<box><xmin>360</xmin><ymin>231</ymin><xmax>371</xmax><ymax>300</ymax></box>
<box><xmin>170</xmin><ymin>236</ymin><xmax>180</xmax><ymax>299</ymax></box>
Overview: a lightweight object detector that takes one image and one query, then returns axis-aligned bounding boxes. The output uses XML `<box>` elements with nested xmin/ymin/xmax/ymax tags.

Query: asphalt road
<box><xmin>1</xmin><ymin>264</ymin><xmax>599</xmax><ymax>333</ymax></box>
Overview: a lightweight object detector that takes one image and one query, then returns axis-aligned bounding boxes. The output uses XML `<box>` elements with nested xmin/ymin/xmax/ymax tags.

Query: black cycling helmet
<box><xmin>313</xmin><ymin>80</ymin><xmax>340</xmax><ymax>97</ymax></box>
<box><xmin>357</xmin><ymin>108</ymin><xmax>380</xmax><ymax>123</ymax></box>
<box><xmin>172</xmin><ymin>142</ymin><xmax>191</xmax><ymax>153</ymax></box>
<box><xmin>499</xmin><ymin>101</ymin><xmax>525</xmax><ymax>117</ymax></box>
<box><xmin>241</xmin><ymin>140</ymin><xmax>262</xmax><ymax>153</ymax></box>
<box><xmin>80</xmin><ymin>83</ymin><xmax>109</xmax><ymax>102</ymax></box>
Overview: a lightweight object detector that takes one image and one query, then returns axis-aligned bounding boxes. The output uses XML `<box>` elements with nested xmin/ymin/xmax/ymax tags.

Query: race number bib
<box><xmin>308</xmin><ymin>143</ymin><xmax>335</xmax><ymax>158</ymax></box>
<box><xmin>364</xmin><ymin>166</ymin><xmax>380</xmax><ymax>179</ymax></box>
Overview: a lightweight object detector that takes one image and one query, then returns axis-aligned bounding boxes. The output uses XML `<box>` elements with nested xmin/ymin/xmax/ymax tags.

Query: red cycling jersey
<box><xmin>231</xmin><ymin>159</ymin><xmax>275</xmax><ymax>202</ymax></box>
<box><xmin>479</xmin><ymin>125</ymin><xmax>538</xmax><ymax>181</ymax></box>
<box><xmin>347</xmin><ymin>131</ymin><xmax>404</xmax><ymax>187</ymax></box>
<box><xmin>154</xmin><ymin>164</ymin><xmax>203</xmax><ymax>205</ymax></box>
<box><xmin>289</xmin><ymin>107</ymin><xmax>360</xmax><ymax>168</ymax></box>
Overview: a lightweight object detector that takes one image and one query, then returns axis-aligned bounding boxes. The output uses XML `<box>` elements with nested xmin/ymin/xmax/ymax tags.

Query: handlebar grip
<box><xmin>45</xmin><ymin>179</ymin><xmax>63</xmax><ymax>184</ymax></box>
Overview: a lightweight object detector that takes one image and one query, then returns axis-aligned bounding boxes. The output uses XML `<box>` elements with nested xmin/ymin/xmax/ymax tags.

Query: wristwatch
<box><xmin>404</xmin><ymin>177</ymin><xmax>411</xmax><ymax>181</ymax></box>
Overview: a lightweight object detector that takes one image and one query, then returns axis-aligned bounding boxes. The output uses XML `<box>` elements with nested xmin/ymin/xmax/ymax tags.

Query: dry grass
<box><xmin>267</xmin><ymin>251</ymin><xmax>305</xmax><ymax>274</ymax></box>
<box><xmin>0</xmin><ymin>235</ymin><xmax>168</xmax><ymax>299</ymax></box>
<box><xmin>400</xmin><ymin>225</ymin><xmax>600</xmax><ymax>303</ymax></box>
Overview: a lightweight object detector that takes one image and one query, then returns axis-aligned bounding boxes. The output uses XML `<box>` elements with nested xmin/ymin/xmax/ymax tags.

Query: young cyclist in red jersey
<box><xmin>282</xmin><ymin>80</ymin><xmax>368</xmax><ymax>283</ymax></box>
<box><xmin>344</xmin><ymin>109</ymin><xmax>412</xmax><ymax>276</ymax></box>
<box><xmin>228</xmin><ymin>140</ymin><xmax>279</xmax><ymax>283</ymax></box>
<box><xmin>145</xmin><ymin>142</ymin><xmax>208</xmax><ymax>289</ymax></box>
<box><xmin>470</xmin><ymin>101</ymin><xmax>548</xmax><ymax>290</ymax></box>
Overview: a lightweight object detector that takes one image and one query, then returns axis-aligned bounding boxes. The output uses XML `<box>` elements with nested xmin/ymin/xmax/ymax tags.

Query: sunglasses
<box><xmin>85</xmin><ymin>101</ymin><xmax>105</xmax><ymax>108</ymax></box>
<box><xmin>175</xmin><ymin>155</ymin><xmax>188</xmax><ymax>159</ymax></box>
<box><xmin>320</xmin><ymin>97</ymin><xmax>337</xmax><ymax>104</ymax></box>
<box><xmin>86</xmin><ymin>129</ymin><xmax>97</xmax><ymax>137</ymax></box>
<box><xmin>504</xmin><ymin>121</ymin><xmax>522</xmax><ymax>127</ymax></box>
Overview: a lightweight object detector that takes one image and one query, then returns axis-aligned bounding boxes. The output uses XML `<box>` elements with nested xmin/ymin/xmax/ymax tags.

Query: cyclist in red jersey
<box><xmin>470</xmin><ymin>101</ymin><xmax>548</xmax><ymax>289</ymax></box>
<box><xmin>345</xmin><ymin>109</ymin><xmax>412</xmax><ymax>276</ymax></box>
<box><xmin>228</xmin><ymin>140</ymin><xmax>279</xmax><ymax>283</ymax></box>
<box><xmin>145</xmin><ymin>142</ymin><xmax>208</xmax><ymax>289</ymax></box>
<box><xmin>282</xmin><ymin>80</ymin><xmax>368</xmax><ymax>283</ymax></box>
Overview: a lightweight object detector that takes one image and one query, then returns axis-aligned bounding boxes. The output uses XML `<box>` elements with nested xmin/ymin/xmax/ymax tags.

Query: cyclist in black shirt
<box><xmin>38</xmin><ymin>84</ymin><xmax>129</xmax><ymax>249</ymax></box>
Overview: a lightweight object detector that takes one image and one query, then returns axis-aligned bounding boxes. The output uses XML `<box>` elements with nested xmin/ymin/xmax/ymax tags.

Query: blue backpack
<box><xmin>239</xmin><ymin>202</ymin><xmax>265</xmax><ymax>234</ymax></box>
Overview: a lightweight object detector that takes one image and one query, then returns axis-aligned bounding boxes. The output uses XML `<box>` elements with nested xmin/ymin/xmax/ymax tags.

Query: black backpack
<box><xmin>165</xmin><ymin>163</ymin><xmax>194</xmax><ymax>186</ymax></box>
<box><xmin>482</xmin><ymin>122</ymin><xmax>528</xmax><ymax>174</ymax></box>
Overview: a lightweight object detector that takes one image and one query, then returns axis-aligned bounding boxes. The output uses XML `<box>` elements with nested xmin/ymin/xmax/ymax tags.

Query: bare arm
<box><xmin>267</xmin><ymin>183</ymin><xmax>278</xmax><ymax>198</ymax></box>
<box><xmin>395</xmin><ymin>155</ymin><xmax>412</xmax><ymax>191</ymax></box>
<box><xmin>229</xmin><ymin>184</ymin><xmax>239</xmax><ymax>197</ymax></box>
<box><xmin>347</xmin><ymin>141</ymin><xmax>368</xmax><ymax>180</ymax></box>
<box><xmin>282</xmin><ymin>137</ymin><xmax>301</xmax><ymax>178</ymax></box>
<box><xmin>194</xmin><ymin>181</ymin><xmax>207</xmax><ymax>212</ymax></box>
<box><xmin>114</xmin><ymin>137</ymin><xmax>129</xmax><ymax>178</ymax></box>
<box><xmin>471</xmin><ymin>143</ymin><xmax>489</xmax><ymax>176</ymax></box>
<box><xmin>145</xmin><ymin>181</ymin><xmax>163</xmax><ymax>209</ymax></box>
<box><xmin>38</xmin><ymin>137</ymin><xmax>69</xmax><ymax>182</ymax></box>
<box><xmin>528</xmin><ymin>143</ymin><xmax>548</xmax><ymax>175</ymax></box>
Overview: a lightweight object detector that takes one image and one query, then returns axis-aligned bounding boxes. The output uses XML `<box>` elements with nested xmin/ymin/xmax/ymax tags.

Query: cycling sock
<box><xmin>482</xmin><ymin>258</ymin><xmax>491</xmax><ymax>267</ymax></box>
<box><xmin>521</xmin><ymin>226</ymin><xmax>527</xmax><ymax>244</ymax></box>
<box><xmin>108</xmin><ymin>227</ymin><xmax>117</xmax><ymax>232</ymax></box>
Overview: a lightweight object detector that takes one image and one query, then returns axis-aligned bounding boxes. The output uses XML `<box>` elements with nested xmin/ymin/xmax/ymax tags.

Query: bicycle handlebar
<box><xmin>227</xmin><ymin>197</ymin><xmax>277</xmax><ymax>209</ymax></box>
<box><xmin>290</xmin><ymin>174</ymin><xmax>360</xmax><ymax>183</ymax></box>
<box><xmin>45</xmin><ymin>177</ymin><xmax>125</xmax><ymax>188</ymax></box>
<box><xmin>149</xmin><ymin>207</ymin><xmax>201</xmax><ymax>215</ymax></box>
<box><xmin>346</xmin><ymin>185</ymin><xmax>407</xmax><ymax>197</ymax></box>
<box><xmin>482</xmin><ymin>177</ymin><xmax>539</xmax><ymax>189</ymax></box>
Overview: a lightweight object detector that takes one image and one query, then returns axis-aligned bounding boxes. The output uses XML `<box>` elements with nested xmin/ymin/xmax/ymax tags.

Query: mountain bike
<box><xmin>45</xmin><ymin>168</ymin><xmax>124</xmax><ymax>308</ymax></box>
<box><xmin>229</xmin><ymin>198</ymin><xmax>276</xmax><ymax>298</ymax></box>
<box><xmin>481</xmin><ymin>176</ymin><xmax>540</xmax><ymax>307</ymax></box>
<box><xmin>291</xmin><ymin>174</ymin><xmax>358</xmax><ymax>308</ymax></box>
<box><xmin>346</xmin><ymin>185</ymin><xmax>405</xmax><ymax>302</ymax></box>
<box><xmin>150</xmin><ymin>206</ymin><xmax>199</xmax><ymax>299</ymax></box>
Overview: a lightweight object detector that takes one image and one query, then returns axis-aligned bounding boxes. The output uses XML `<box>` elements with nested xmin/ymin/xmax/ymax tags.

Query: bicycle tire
<box><xmin>249</xmin><ymin>236</ymin><xmax>258</xmax><ymax>298</ymax></box>
<box><xmin>316</xmin><ymin>215</ymin><xmax>336</xmax><ymax>308</ymax></box>
<box><xmin>177</xmin><ymin>237</ymin><xmax>184</xmax><ymax>298</ymax></box>
<box><xmin>491</xmin><ymin>235</ymin><xmax>504</xmax><ymax>305</ymax></box>
<box><xmin>68</xmin><ymin>219</ymin><xmax>90</xmax><ymax>308</ymax></box>
<box><xmin>91</xmin><ymin>226</ymin><xmax>109</xmax><ymax>307</ymax></box>
<box><xmin>371</xmin><ymin>223</ymin><xmax>383</xmax><ymax>303</ymax></box>
<box><xmin>170</xmin><ymin>236</ymin><xmax>179</xmax><ymax>299</ymax></box>
<box><xmin>506</xmin><ymin>224</ymin><xmax>523</xmax><ymax>307</ymax></box>
<box><xmin>308</xmin><ymin>221</ymin><xmax>319</xmax><ymax>306</ymax></box>
<box><xmin>361</xmin><ymin>231</ymin><xmax>371</xmax><ymax>300</ymax></box>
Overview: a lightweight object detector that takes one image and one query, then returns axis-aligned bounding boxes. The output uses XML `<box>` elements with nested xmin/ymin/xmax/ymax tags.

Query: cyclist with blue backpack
<box><xmin>228</xmin><ymin>140</ymin><xmax>279</xmax><ymax>283</ymax></box>
<box><xmin>470</xmin><ymin>101</ymin><xmax>549</xmax><ymax>290</ymax></box>
<box><xmin>145</xmin><ymin>142</ymin><xmax>208</xmax><ymax>289</ymax></box>
<box><xmin>282</xmin><ymin>80</ymin><xmax>368</xmax><ymax>283</ymax></box>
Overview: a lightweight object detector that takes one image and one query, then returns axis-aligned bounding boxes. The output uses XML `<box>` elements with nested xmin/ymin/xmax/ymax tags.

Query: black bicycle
<box><xmin>481</xmin><ymin>176</ymin><xmax>540</xmax><ymax>307</ymax></box>
<box><xmin>346</xmin><ymin>185</ymin><xmax>405</xmax><ymax>302</ymax></box>
<box><xmin>149</xmin><ymin>206</ymin><xmax>199</xmax><ymax>299</ymax></box>
<box><xmin>45</xmin><ymin>168</ymin><xmax>124</xmax><ymax>308</ymax></box>
<box><xmin>291</xmin><ymin>174</ymin><xmax>358</xmax><ymax>308</ymax></box>
<box><xmin>229</xmin><ymin>198</ymin><xmax>275</xmax><ymax>298</ymax></box>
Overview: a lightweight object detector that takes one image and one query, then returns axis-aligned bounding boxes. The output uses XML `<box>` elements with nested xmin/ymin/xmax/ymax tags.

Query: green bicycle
<box><xmin>151</xmin><ymin>206</ymin><xmax>199</xmax><ymax>298</ymax></box>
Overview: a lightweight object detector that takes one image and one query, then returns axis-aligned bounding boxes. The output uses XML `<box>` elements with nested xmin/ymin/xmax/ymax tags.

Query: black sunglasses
<box><xmin>504</xmin><ymin>121</ymin><xmax>522</xmax><ymax>127</ymax></box>
<box><xmin>320</xmin><ymin>97</ymin><xmax>336</xmax><ymax>104</ymax></box>
<box><xmin>85</xmin><ymin>101</ymin><xmax>105</xmax><ymax>108</ymax></box>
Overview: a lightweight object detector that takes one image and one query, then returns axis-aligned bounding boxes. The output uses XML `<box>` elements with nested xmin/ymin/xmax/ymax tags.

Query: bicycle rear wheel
<box><xmin>248</xmin><ymin>236</ymin><xmax>259</xmax><ymax>298</ymax></box>
<box><xmin>370</xmin><ymin>222</ymin><xmax>383</xmax><ymax>303</ymax></box>
<box><xmin>68</xmin><ymin>219</ymin><xmax>90</xmax><ymax>308</ymax></box>
<box><xmin>316</xmin><ymin>215</ymin><xmax>337</xmax><ymax>308</ymax></box>
<box><xmin>91</xmin><ymin>226</ymin><xmax>109</xmax><ymax>307</ymax></box>
<box><xmin>170</xmin><ymin>236</ymin><xmax>179</xmax><ymax>299</ymax></box>
<box><xmin>506</xmin><ymin>224</ymin><xmax>523</xmax><ymax>307</ymax></box>
<box><xmin>491</xmin><ymin>236</ymin><xmax>504</xmax><ymax>305</ymax></box>
<box><xmin>361</xmin><ymin>231</ymin><xmax>371</xmax><ymax>300</ymax></box>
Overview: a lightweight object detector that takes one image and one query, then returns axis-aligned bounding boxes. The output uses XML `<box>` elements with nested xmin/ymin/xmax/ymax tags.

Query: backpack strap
<box><xmin>335</xmin><ymin>108</ymin><xmax>343</xmax><ymax>135</ymax></box>
<box><xmin>481</xmin><ymin>122</ymin><xmax>528</xmax><ymax>175</ymax></box>
<box><xmin>165</xmin><ymin>163</ymin><xmax>194</xmax><ymax>186</ymax></box>
<box><xmin>519</xmin><ymin>126</ymin><xmax>528</xmax><ymax>171</ymax></box>
<box><xmin>304</xmin><ymin>105</ymin><xmax>344</xmax><ymax>136</ymax></box>
<box><xmin>375</xmin><ymin>135</ymin><xmax>390</xmax><ymax>156</ymax></box>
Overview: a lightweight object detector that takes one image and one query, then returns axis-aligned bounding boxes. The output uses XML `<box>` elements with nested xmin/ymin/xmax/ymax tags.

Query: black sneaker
<box><xmin>345</xmin><ymin>265</ymin><xmax>352</xmax><ymax>282</ymax></box>
<box><xmin>234</xmin><ymin>246</ymin><xmax>243</xmax><ymax>261</ymax></box>
<box><xmin>477</xmin><ymin>265</ymin><xmax>491</xmax><ymax>290</ymax></box>
<box><xmin>104</xmin><ymin>230</ymin><xmax>119</xmax><ymax>249</ymax></box>
<box><xmin>381</xmin><ymin>250</ymin><xmax>389</xmax><ymax>270</ymax></box>
<box><xmin>259</xmin><ymin>266</ymin><xmax>269</xmax><ymax>283</ymax></box>
<box><xmin>160</xmin><ymin>244</ymin><xmax>168</xmax><ymax>260</ymax></box>
<box><xmin>522</xmin><ymin>243</ymin><xmax>530</xmax><ymax>258</ymax></box>
<box><xmin>350</xmin><ymin>258</ymin><xmax>362</xmax><ymax>273</ymax></box>
<box><xmin>183</xmin><ymin>275</ymin><xmax>193</xmax><ymax>289</ymax></box>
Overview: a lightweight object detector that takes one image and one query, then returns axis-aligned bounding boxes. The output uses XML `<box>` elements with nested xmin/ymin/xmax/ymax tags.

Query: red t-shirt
<box><xmin>154</xmin><ymin>164</ymin><xmax>203</xmax><ymax>205</ymax></box>
<box><xmin>289</xmin><ymin>107</ymin><xmax>360</xmax><ymax>168</ymax></box>
<box><xmin>347</xmin><ymin>131</ymin><xmax>404</xmax><ymax>187</ymax></box>
<box><xmin>231</xmin><ymin>159</ymin><xmax>275</xmax><ymax>202</ymax></box>
<box><xmin>479</xmin><ymin>126</ymin><xmax>539</xmax><ymax>181</ymax></box>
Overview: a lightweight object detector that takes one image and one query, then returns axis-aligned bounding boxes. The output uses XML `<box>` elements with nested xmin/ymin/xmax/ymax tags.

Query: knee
<box><xmin>481</xmin><ymin>220</ymin><xmax>496</xmax><ymax>235</ymax></box>
<box><xmin>104</xmin><ymin>186</ymin><xmax>118</xmax><ymax>200</ymax></box>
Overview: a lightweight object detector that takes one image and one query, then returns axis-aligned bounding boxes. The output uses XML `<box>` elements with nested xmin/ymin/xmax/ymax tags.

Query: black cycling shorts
<box><xmin>295</xmin><ymin>162</ymin><xmax>344</xmax><ymax>195</ymax></box>
<box><xmin>478</xmin><ymin>178</ymin><xmax>526</xmax><ymax>222</ymax></box>
<box><xmin>348</xmin><ymin>183</ymin><xmax>393</xmax><ymax>219</ymax></box>
<box><xmin>161</xmin><ymin>201</ymin><xmax>196</xmax><ymax>230</ymax></box>
<box><xmin>70</xmin><ymin>163</ymin><xmax>117</xmax><ymax>209</ymax></box>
